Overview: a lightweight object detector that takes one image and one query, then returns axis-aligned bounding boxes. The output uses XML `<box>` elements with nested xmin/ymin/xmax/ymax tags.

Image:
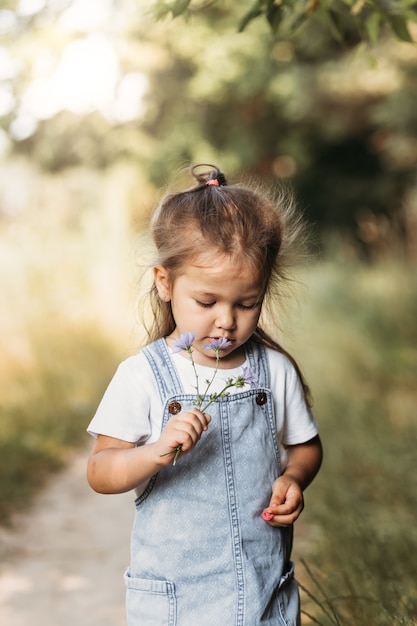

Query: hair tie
<box><xmin>190</xmin><ymin>164</ymin><xmax>227</xmax><ymax>187</ymax></box>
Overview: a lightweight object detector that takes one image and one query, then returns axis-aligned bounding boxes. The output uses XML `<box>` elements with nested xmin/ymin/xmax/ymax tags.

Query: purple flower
<box><xmin>203</xmin><ymin>337</ymin><xmax>232</xmax><ymax>351</ymax></box>
<box><xmin>162</xmin><ymin>332</ymin><xmax>260</xmax><ymax>465</ymax></box>
<box><xmin>172</xmin><ymin>332</ymin><xmax>196</xmax><ymax>353</ymax></box>
<box><xmin>242</xmin><ymin>366</ymin><xmax>258</xmax><ymax>388</ymax></box>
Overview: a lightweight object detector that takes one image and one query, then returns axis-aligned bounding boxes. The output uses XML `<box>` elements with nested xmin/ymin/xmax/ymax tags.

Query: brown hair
<box><xmin>146</xmin><ymin>163</ymin><xmax>311</xmax><ymax>405</ymax></box>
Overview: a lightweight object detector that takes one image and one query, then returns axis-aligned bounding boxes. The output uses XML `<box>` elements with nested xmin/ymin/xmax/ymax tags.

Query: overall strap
<box><xmin>246</xmin><ymin>341</ymin><xmax>270</xmax><ymax>388</ymax></box>
<box><xmin>142</xmin><ymin>338</ymin><xmax>183</xmax><ymax>402</ymax></box>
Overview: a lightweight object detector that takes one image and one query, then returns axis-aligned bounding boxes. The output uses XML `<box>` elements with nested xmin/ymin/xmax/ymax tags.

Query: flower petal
<box><xmin>203</xmin><ymin>337</ymin><xmax>232</xmax><ymax>351</ymax></box>
<box><xmin>172</xmin><ymin>332</ymin><xmax>196</xmax><ymax>353</ymax></box>
<box><xmin>242</xmin><ymin>366</ymin><xmax>258</xmax><ymax>387</ymax></box>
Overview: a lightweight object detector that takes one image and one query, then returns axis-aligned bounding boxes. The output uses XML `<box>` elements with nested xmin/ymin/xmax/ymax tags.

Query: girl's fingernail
<box><xmin>261</xmin><ymin>510</ymin><xmax>274</xmax><ymax>521</ymax></box>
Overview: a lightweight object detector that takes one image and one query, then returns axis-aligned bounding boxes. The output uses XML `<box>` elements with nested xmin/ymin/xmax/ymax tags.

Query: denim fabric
<box><xmin>125</xmin><ymin>339</ymin><xmax>300</xmax><ymax>626</ymax></box>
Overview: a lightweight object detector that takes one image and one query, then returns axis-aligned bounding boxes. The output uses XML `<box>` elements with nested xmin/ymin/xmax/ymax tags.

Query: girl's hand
<box><xmin>157</xmin><ymin>408</ymin><xmax>211</xmax><ymax>464</ymax></box>
<box><xmin>261</xmin><ymin>475</ymin><xmax>304</xmax><ymax>527</ymax></box>
<box><xmin>262</xmin><ymin>436</ymin><xmax>322</xmax><ymax>527</ymax></box>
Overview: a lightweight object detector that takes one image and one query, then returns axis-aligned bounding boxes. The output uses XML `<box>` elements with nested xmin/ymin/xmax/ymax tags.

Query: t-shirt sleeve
<box><xmin>269</xmin><ymin>349</ymin><xmax>318</xmax><ymax>446</ymax></box>
<box><xmin>87</xmin><ymin>353</ymin><xmax>154</xmax><ymax>443</ymax></box>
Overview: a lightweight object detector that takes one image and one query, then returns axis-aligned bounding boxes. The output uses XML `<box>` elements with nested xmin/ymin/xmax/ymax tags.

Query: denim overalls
<box><xmin>124</xmin><ymin>339</ymin><xmax>300</xmax><ymax>626</ymax></box>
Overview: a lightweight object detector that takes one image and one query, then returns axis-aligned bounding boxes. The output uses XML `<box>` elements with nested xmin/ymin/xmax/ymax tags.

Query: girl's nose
<box><xmin>215</xmin><ymin>307</ymin><xmax>236</xmax><ymax>330</ymax></box>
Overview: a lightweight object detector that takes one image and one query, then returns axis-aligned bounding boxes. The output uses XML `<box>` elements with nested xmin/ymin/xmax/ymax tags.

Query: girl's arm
<box><xmin>262</xmin><ymin>435</ymin><xmax>323</xmax><ymax>527</ymax></box>
<box><xmin>87</xmin><ymin>408</ymin><xmax>211</xmax><ymax>494</ymax></box>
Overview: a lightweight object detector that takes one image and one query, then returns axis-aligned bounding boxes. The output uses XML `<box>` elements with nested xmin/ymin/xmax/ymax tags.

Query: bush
<box><xmin>0</xmin><ymin>322</ymin><xmax>119</xmax><ymax>522</ymax></box>
<box><xmin>289</xmin><ymin>260</ymin><xmax>417</xmax><ymax>625</ymax></box>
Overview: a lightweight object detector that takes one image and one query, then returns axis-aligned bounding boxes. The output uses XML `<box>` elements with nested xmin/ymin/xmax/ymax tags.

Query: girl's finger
<box><xmin>178</xmin><ymin>410</ymin><xmax>210</xmax><ymax>434</ymax></box>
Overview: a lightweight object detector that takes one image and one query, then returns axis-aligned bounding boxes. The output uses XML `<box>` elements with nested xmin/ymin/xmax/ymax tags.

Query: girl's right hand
<box><xmin>157</xmin><ymin>408</ymin><xmax>211</xmax><ymax>464</ymax></box>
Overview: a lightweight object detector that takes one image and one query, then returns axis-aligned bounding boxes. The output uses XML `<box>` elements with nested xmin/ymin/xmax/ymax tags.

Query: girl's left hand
<box><xmin>262</xmin><ymin>436</ymin><xmax>322</xmax><ymax>527</ymax></box>
<box><xmin>261</xmin><ymin>475</ymin><xmax>304</xmax><ymax>527</ymax></box>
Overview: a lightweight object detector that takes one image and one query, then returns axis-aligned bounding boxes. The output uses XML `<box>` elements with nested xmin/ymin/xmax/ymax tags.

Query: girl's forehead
<box><xmin>186</xmin><ymin>250</ymin><xmax>261</xmax><ymax>283</ymax></box>
<box><xmin>192</xmin><ymin>249</ymin><xmax>246</xmax><ymax>269</ymax></box>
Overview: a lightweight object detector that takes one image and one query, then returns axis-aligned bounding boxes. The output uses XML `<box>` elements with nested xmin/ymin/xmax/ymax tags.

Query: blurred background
<box><xmin>0</xmin><ymin>1</ymin><xmax>416</xmax><ymax>624</ymax></box>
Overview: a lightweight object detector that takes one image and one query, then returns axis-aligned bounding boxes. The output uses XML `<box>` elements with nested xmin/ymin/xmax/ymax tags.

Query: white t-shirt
<box><xmin>88</xmin><ymin>342</ymin><xmax>318</xmax><ymax>474</ymax></box>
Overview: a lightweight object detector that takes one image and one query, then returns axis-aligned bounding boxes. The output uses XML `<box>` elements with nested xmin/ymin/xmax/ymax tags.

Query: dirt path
<box><xmin>0</xmin><ymin>450</ymin><xmax>134</xmax><ymax>626</ymax></box>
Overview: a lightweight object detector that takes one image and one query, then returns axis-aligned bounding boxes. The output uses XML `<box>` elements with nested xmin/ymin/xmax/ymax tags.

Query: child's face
<box><xmin>154</xmin><ymin>251</ymin><xmax>264</xmax><ymax>368</ymax></box>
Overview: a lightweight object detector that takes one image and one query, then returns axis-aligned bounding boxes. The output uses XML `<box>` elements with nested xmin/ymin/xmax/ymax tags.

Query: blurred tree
<box><xmin>0</xmin><ymin>0</ymin><xmax>416</xmax><ymax>256</ymax></box>
<box><xmin>127</xmin><ymin>9</ymin><xmax>417</xmax><ymax>256</ymax></box>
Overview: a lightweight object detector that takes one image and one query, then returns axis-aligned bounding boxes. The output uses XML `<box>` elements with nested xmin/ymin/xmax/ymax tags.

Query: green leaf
<box><xmin>365</xmin><ymin>11</ymin><xmax>382</xmax><ymax>43</ymax></box>
<box><xmin>266</xmin><ymin>5</ymin><xmax>283</xmax><ymax>32</ymax></box>
<box><xmin>387</xmin><ymin>14</ymin><xmax>414</xmax><ymax>41</ymax></box>
<box><xmin>150</xmin><ymin>1</ymin><xmax>172</xmax><ymax>20</ymax></box>
<box><xmin>319</xmin><ymin>8</ymin><xmax>346</xmax><ymax>43</ymax></box>
<box><xmin>171</xmin><ymin>0</ymin><xmax>191</xmax><ymax>18</ymax></box>
<box><xmin>238</xmin><ymin>1</ymin><xmax>264</xmax><ymax>32</ymax></box>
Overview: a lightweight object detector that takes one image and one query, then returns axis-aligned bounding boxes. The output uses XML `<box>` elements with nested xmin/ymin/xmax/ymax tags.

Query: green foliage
<box><xmin>0</xmin><ymin>323</ymin><xmax>119</xmax><ymax>522</ymax></box>
<box><xmin>151</xmin><ymin>0</ymin><xmax>193</xmax><ymax>20</ymax></box>
<box><xmin>150</xmin><ymin>0</ymin><xmax>417</xmax><ymax>43</ymax></box>
<box><xmin>0</xmin><ymin>160</ymin><xmax>141</xmax><ymax>523</ymax></box>
<box><xmin>288</xmin><ymin>259</ymin><xmax>417</xmax><ymax>624</ymax></box>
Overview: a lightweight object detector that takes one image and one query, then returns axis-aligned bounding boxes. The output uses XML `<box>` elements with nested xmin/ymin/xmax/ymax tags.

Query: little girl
<box><xmin>87</xmin><ymin>164</ymin><xmax>322</xmax><ymax>626</ymax></box>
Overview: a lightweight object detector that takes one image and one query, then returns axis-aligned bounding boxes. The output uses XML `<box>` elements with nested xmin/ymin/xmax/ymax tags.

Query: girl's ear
<box><xmin>153</xmin><ymin>265</ymin><xmax>171</xmax><ymax>302</ymax></box>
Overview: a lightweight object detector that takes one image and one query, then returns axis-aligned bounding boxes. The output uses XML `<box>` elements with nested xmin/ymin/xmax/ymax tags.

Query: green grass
<box><xmin>0</xmin><ymin>321</ymin><xmax>119</xmax><ymax>522</ymax></box>
<box><xmin>287</xmin><ymin>260</ymin><xmax>417</xmax><ymax>625</ymax></box>
<box><xmin>0</xmin><ymin>161</ymin><xmax>136</xmax><ymax>523</ymax></box>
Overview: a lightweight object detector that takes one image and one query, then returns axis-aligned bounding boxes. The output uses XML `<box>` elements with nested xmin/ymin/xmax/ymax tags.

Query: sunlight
<box><xmin>10</xmin><ymin>0</ymin><xmax>147</xmax><ymax>139</ymax></box>
<box><xmin>16</xmin><ymin>0</ymin><xmax>46</xmax><ymax>17</ymax></box>
<box><xmin>57</xmin><ymin>0</ymin><xmax>115</xmax><ymax>31</ymax></box>
<box><xmin>27</xmin><ymin>34</ymin><xmax>120</xmax><ymax>117</ymax></box>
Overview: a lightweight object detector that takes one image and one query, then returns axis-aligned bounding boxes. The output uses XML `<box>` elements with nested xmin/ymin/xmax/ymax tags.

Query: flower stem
<box><xmin>188</xmin><ymin>347</ymin><xmax>201</xmax><ymax>401</ymax></box>
<box><xmin>160</xmin><ymin>444</ymin><xmax>183</xmax><ymax>465</ymax></box>
<box><xmin>200</xmin><ymin>381</ymin><xmax>234</xmax><ymax>412</ymax></box>
<box><xmin>196</xmin><ymin>348</ymin><xmax>220</xmax><ymax>409</ymax></box>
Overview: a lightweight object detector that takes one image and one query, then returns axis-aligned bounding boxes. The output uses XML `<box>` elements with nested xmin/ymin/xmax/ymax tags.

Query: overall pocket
<box><xmin>277</xmin><ymin>561</ymin><xmax>301</xmax><ymax>626</ymax></box>
<box><xmin>124</xmin><ymin>569</ymin><xmax>176</xmax><ymax>626</ymax></box>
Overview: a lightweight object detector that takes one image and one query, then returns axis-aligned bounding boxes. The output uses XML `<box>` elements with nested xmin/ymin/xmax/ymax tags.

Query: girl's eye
<box><xmin>196</xmin><ymin>300</ymin><xmax>215</xmax><ymax>308</ymax></box>
<box><xmin>238</xmin><ymin>303</ymin><xmax>260</xmax><ymax>311</ymax></box>
<box><xmin>195</xmin><ymin>300</ymin><xmax>260</xmax><ymax>310</ymax></box>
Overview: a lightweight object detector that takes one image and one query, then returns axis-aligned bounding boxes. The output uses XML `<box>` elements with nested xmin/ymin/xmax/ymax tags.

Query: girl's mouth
<box><xmin>209</xmin><ymin>336</ymin><xmax>232</xmax><ymax>342</ymax></box>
